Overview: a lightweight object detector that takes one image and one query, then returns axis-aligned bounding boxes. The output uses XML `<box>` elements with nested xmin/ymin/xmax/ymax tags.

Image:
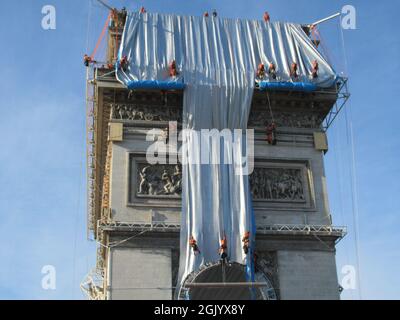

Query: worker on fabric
<box><xmin>242</xmin><ymin>231</ymin><xmax>250</xmax><ymax>254</ymax></box>
<box><xmin>169</xmin><ymin>60</ymin><xmax>179</xmax><ymax>77</ymax></box>
<box><xmin>263</xmin><ymin>12</ymin><xmax>270</xmax><ymax>23</ymax></box>
<box><xmin>204</xmin><ymin>12</ymin><xmax>209</xmax><ymax>17</ymax></box>
<box><xmin>219</xmin><ymin>236</ymin><xmax>228</xmax><ymax>263</ymax></box>
<box><xmin>290</xmin><ymin>62</ymin><xmax>298</xmax><ymax>79</ymax></box>
<box><xmin>119</xmin><ymin>55</ymin><xmax>129</xmax><ymax>71</ymax></box>
<box><xmin>256</xmin><ymin>63</ymin><xmax>265</xmax><ymax>79</ymax></box>
<box><xmin>140</xmin><ymin>6</ymin><xmax>146</xmax><ymax>13</ymax></box>
<box><xmin>268</xmin><ymin>62</ymin><xmax>277</xmax><ymax>80</ymax></box>
<box><xmin>311</xmin><ymin>60</ymin><xmax>319</xmax><ymax>78</ymax></box>
<box><xmin>189</xmin><ymin>235</ymin><xmax>200</xmax><ymax>255</ymax></box>
<box><xmin>212</xmin><ymin>10</ymin><xmax>218</xmax><ymax>17</ymax></box>
<box><xmin>266</xmin><ymin>122</ymin><xmax>277</xmax><ymax>145</ymax></box>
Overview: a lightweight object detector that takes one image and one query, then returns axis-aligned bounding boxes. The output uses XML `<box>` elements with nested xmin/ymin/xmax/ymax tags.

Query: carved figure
<box><xmin>138</xmin><ymin>166</ymin><xmax>151</xmax><ymax>194</ymax></box>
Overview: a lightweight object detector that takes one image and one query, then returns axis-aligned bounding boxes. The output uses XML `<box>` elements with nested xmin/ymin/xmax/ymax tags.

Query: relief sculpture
<box><xmin>250</xmin><ymin>167</ymin><xmax>305</xmax><ymax>201</ymax></box>
<box><xmin>248</xmin><ymin>110</ymin><xmax>322</xmax><ymax>128</ymax></box>
<box><xmin>135</xmin><ymin>161</ymin><xmax>305</xmax><ymax>202</ymax></box>
<box><xmin>137</xmin><ymin>164</ymin><xmax>182</xmax><ymax>197</ymax></box>
<box><xmin>111</xmin><ymin>103</ymin><xmax>181</xmax><ymax>122</ymax></box>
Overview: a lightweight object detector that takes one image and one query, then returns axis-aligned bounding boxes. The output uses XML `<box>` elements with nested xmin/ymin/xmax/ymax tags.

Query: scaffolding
<box><xmin>322</xmin><ymin>76</ymin><xmax>350</xmax><ymax>131</ymax></box>
<box><xmin>97</xmin><ymin>220</ymin><xmax>346</xmax><ymax>238</ymax></box>
<box><xmin>86</xmin><ymin>67</ymin><xmax>97</xmax><ymax>236</ymax></box>
<box><xmin>80</xmin><ymin>268</ymin><xmax>105</xmax><ymax>300</ymax></box>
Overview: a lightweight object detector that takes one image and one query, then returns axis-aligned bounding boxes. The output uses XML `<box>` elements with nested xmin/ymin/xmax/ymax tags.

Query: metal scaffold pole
<box><xmin>96</xmin><ymin>0</ymin><xmax>113</xmax><ymax>11</ymax></box>
<box><xmin>309</xmin><ymin>12</ymin><xmax>341</xmax><ymax>27</ymax></box>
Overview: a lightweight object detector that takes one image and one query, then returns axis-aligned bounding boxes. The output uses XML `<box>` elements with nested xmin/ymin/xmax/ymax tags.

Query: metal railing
<box><xmin>322</xmin><ymin>76</ymin><xmax>350</xmax><ymax>131</ymax></box>
<box><xmin>97</xmin><ymin>220</ymin><xmax>346</xmax><ymax>237</ymax></box>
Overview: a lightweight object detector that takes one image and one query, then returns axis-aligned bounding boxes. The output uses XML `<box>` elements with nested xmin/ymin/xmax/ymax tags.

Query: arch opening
<box><xmin>179</xmin><ymin>262</ymin><xmax>277</xmax><ymax>300</ymax></box>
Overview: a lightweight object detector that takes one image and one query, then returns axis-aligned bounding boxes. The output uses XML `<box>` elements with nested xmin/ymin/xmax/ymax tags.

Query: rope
<box><xmin>96</xmin><ymin>0</ymin><xmax>113</xmax><ymax>11</ymax></box>
<box><xmin>339</xmin><ymin>17</ymin><xmax>349</xmax><ymax>76</ymax></box>
<box><xmin>349</xmin><ymin>122</ymin><xmax>362</xmax><ymax>299</ymax></box>
<box><xmin>266</xmin><ymin>91</ymin><xmax>275</xmax><ymax>124</ymax></box>
<box><xmin>335</xmin><ymin>18</ymin><xmax>354</xmax><ymax>299</ymax></box>
<box><xmin>311</xmin><ymin>26</ymin><xmax>319</xmax><ymax>47</ymax></box>
<box><xmin>313</xmin><ymin>27</ymin><xmax>333</xmax><ymax>66</ymax></box>
<box><xmin>335</xmin><ymin>19</ymin><xmax>362</xmax><ymax>299</ymax></box>
<box><xmin>90</xmin><ymin>12</ymin><xmax>111</xmax><ymax>60</ymax></box>
<box><xmin>86</xmin><ymin>0</ymin><xmax>93</xmax><ymax>55</ymax></box>
<box><xmin>333</xmin><ymin>116</ymin><xmax>354</xmax><ymax>299</ymax></box>
<box><xmin>339</xmin><ymin>18</ymin><xmax>362</xmax><ymax>299</ymax></box>
<box><xmin>96</xmin><ymin>230</ymin><xmax>148</xmax><ymax>249</ymax></box>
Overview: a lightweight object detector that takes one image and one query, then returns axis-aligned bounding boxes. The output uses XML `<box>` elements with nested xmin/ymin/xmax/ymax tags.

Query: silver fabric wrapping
<box><xmin>116</xmin><ymin>13</ymin><xmax>337</xmax><ymax>297</ymax></box>
<box><xmin>116</xmin><ymin>13</ymin><xmax>336</xmax><ymax>87</ymax></box>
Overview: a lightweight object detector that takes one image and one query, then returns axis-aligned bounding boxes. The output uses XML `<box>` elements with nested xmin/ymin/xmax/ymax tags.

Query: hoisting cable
<box><xmin>339</xmin><ymin>17</ymin><xmax>362</xmax><ymax>299</ymax></box>
<box><xmin>96</xmin><ymin>230</ymin><xmax>148</xmax><ymax>249</ymax></box>
<box><xmin>313</xmin><ymin>26</ymin><xmax>333</xmax><ymax>66</ymax></box>
<box><xmin>265</xmin><ymin>90</ymin><xmax>277</xmax><ymax>145</ymax></box>
<box><xmin>310</xmin><ymin>25</ymin><xmax>320</xmax><ymax>47</ymax></box>
<box><xmin>86</xmin><ymin>0</ymin><xmax>93</xmax><ymax>57</ymax></box>
<box><xmin>90</xmin><ymin>12</ymin><xmax>112</xmax><ymax>61</ymax></box>
<box><xmin>95</xmin><ymin>0</ymin><xmax>113</xmax><ymax>11</ymax></box>
<box><xmin>266</xmin><ymin>90</ymin><xmax>275</xmax><ymax>124</ymax></box>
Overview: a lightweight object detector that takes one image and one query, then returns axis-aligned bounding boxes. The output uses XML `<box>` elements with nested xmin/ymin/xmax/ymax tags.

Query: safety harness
<box><xmin>263</xmin><ymin>12</ymin><xmax>270</xmax><ymax>23</ymax></box>
<box><xmin>266</xmin><ymin>122</ymin><xmax>277</xmax><ymax>145</ymax></box>
<box><xmin>189</xmin><ymin>236</ymin><xmax>200</xmax><ymax>255</ymax></box>
<box><xmin>169</xmin><ymin>60</ymin><xmax>179</xmax><ymax>77</ymax></box>
<box><xmin>219</xmin><ymin>236</ymin><xmax>228</xmax><ymax>262</ymax></box>
<box><xmin>290</xmin><ymin>62</ymin><xmax>298</xmax><ymax>79</ymax></box>
<box><xmin>242</xmin><ymin>231</ymin><xmax>250</xmax><ymax>254</ymax></box>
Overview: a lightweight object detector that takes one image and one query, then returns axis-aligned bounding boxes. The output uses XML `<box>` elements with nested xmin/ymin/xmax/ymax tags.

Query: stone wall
<box><xmin>277</xmin><ymin>250</ymin><xmax>340</xmax><ymax>300</ymax></box>
<box><xmin>102</xmin><ymin>89</ymin><xmax>340</xmax><ymax>300</ymax></box>
<box><xmin>108</xmin><ymin>247</ymin><xmax>172</xmax><ymax>300</ymax></box>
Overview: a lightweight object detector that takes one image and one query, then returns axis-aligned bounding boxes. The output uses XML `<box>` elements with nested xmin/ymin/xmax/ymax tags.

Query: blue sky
<box><xmin>0</xmin><ymin>0</ymin><xmax>398</xmax><ymax>299</ymax></box>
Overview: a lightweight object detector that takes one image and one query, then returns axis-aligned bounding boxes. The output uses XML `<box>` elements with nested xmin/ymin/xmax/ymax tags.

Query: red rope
<box><xmin>90</xmin><ymin>12</ymin><xmax>111</xmax><ymax>60</ymax></box>
<box><xmin>311</xmin><ymin>26</ymin><xmax>319</xmax><ymax>47</ymax></box>
<box><xmin>313</xmin><ymin>27</ymin><xmax>333</xmax><ymax>65</ymax></box>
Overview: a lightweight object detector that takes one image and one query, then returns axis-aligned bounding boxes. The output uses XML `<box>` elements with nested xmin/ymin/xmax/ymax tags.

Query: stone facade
<box><xmin>96</xmin><ymin>86</ymin><xmax>342</xmax><ymax>300</ymax></box>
